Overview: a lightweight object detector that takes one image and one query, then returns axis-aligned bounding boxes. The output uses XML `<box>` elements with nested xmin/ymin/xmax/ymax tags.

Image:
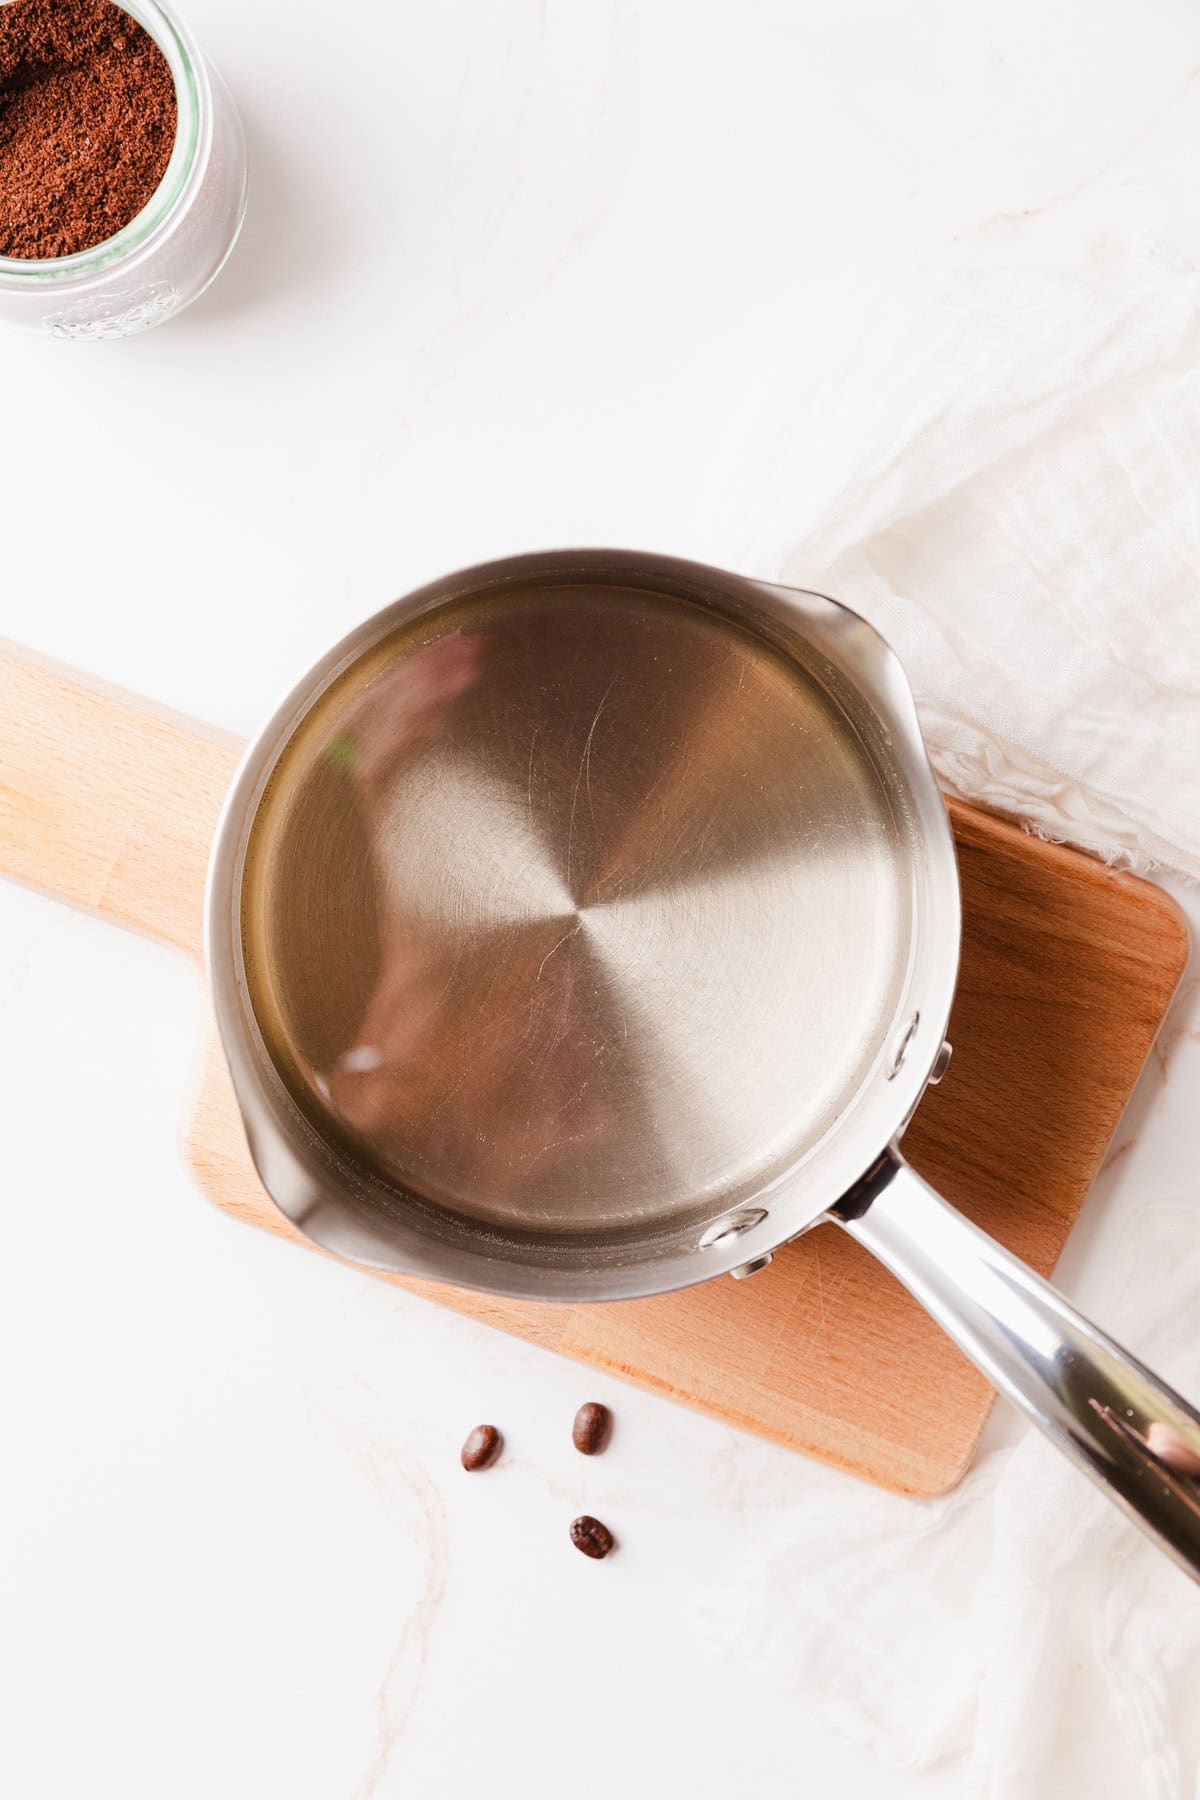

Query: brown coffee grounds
<box><xmin>0</xmin><ymin>0</ymin><xmax>177</xmax><ymax>259</ymax></box>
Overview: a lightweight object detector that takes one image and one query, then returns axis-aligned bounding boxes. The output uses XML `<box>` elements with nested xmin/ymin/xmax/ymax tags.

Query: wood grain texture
<box><xmin>1</xmin><ymin>646</ymin><xmax>1188</xmax><ymax>1494</ymax></box>
<box><xmin>0</xmin><ymin>642</ymin><xmax>240</xmax><ymax>958</ymax></box>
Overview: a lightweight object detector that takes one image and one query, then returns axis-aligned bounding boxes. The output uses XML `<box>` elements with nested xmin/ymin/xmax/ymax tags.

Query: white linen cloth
<box><xmin>703</xmin><ymin>87</ymin><xmax>1200</xmax><ymax>1800</ymax></box>
<box><xmin>771</xmin><ymin>185</ymin><xmax>1200</xmax><ymax>885</ymax></box>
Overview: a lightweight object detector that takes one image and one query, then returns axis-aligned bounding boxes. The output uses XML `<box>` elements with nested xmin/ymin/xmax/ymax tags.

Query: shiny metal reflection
<box><xmin>210</xmin><ymin>552</ymin><xmax>1200</xmax><ymax>1583</ymax></box>
<box><xmin>240</xmin><ymin>582</ymin><xmax>916</xmax><ymax>1238</ymax></box>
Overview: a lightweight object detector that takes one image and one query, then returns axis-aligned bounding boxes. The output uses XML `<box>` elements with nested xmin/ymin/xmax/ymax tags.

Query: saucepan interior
<box><xmin>207</xmin><ymin>551</ymin><xmax>959</xmax><ymax>1299</ymax></box>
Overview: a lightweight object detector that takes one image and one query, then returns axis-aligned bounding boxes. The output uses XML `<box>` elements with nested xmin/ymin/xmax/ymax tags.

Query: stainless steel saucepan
<box><xmin>207</xmin><ymin>549</ymin><xmax>1200</xmax><ymax>1577</ymax></box>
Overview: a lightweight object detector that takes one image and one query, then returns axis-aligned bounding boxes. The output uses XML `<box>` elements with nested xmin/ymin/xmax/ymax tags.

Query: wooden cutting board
<box><xmin>0</xmin><ymin>643</ymin><xmax>1188</xmax><ymax>1495</ymax></box>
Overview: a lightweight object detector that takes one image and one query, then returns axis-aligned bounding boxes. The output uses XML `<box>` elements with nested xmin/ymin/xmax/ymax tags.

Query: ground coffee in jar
<box><xmin>0</xmin><ymin>0</ymin><xmax>177</xmax><ymax>259</ymax></box>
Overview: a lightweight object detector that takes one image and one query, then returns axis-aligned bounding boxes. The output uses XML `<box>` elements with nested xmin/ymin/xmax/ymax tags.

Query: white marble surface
<box><xmin>2</xmin><ymin>1</ymin><xmax>1199</xmax><ymax>1793</ymax></box>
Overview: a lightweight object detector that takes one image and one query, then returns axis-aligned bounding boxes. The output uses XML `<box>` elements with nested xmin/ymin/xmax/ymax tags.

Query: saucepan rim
<box><xmin>205</xmin><ymin>548</ymin><xmax>961</xmax><ymax>1300</ymax></box>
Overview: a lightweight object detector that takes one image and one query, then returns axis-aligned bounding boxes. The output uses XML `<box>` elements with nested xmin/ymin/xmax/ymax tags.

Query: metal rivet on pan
<box><xmin>928</xmin><ymin>1040</ymin><xmax>953</xmax><ymax>1086</ymax></box>
<box><xmin>887</xmin><ymin>1011</ymin><xmax>920</xmax><ymax>1079</ymax></box>
<box><xmin>730</xmin><ymin>1254</ymin><xmax>774</xmax><ymax>1280</ymax></box>
<box><xmin>699</xmin><ymin>1208</ymin><xmax>768</xmax><ymax>1251</ymax></box>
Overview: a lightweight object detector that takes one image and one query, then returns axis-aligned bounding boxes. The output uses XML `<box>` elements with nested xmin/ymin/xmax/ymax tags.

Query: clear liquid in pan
<box><xmin>240</xmin><ymin>583</ymin><xmax>910</xmax><ymax>1236</ymax></box>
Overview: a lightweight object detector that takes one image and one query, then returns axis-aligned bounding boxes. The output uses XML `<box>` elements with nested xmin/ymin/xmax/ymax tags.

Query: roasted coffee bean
<box><xmin>570</xmin><ymin>1514</ymin><xmax>615</xmax><ymax>1559</ymax></box>
<box><xmin>461</xmin><ymin>1424</ymin><xmax>503</xmax><ymax>1471</ymax></box>
<box><xmin>572</xmin><ymin>1401</ymin><xmax>612</xmax><ymax>1456</ymax></box>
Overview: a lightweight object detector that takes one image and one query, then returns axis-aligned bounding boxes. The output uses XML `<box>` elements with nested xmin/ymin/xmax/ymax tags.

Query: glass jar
<box><xmin>0</xmin><ymin>0</ymin><xmax>247</xmax><ymax>339</ymax></box>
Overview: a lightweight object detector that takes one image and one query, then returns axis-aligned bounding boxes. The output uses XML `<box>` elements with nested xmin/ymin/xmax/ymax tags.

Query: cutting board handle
<box><xmin>0</xmin><ymin>641</ymin><xmax>243</xmax><ymax>963</ymax></box>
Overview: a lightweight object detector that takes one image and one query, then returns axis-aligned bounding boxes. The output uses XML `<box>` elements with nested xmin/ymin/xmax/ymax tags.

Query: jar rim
<box><xmin>0</xmin><ymin>0</ymin><xmax>206</xmax><ymax>285</ymax></box>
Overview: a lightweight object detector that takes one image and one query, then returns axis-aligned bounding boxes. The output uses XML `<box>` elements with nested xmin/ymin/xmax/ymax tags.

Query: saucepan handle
<box><xmin>0</xmin><ymin>641</ymin><xmax>241</xmax><ymax>962</ymax></box>
<box><xmin>832</xmin><ymin>1150</ymin><xmax>1200</xmax><ymax>1582</ymax></box>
